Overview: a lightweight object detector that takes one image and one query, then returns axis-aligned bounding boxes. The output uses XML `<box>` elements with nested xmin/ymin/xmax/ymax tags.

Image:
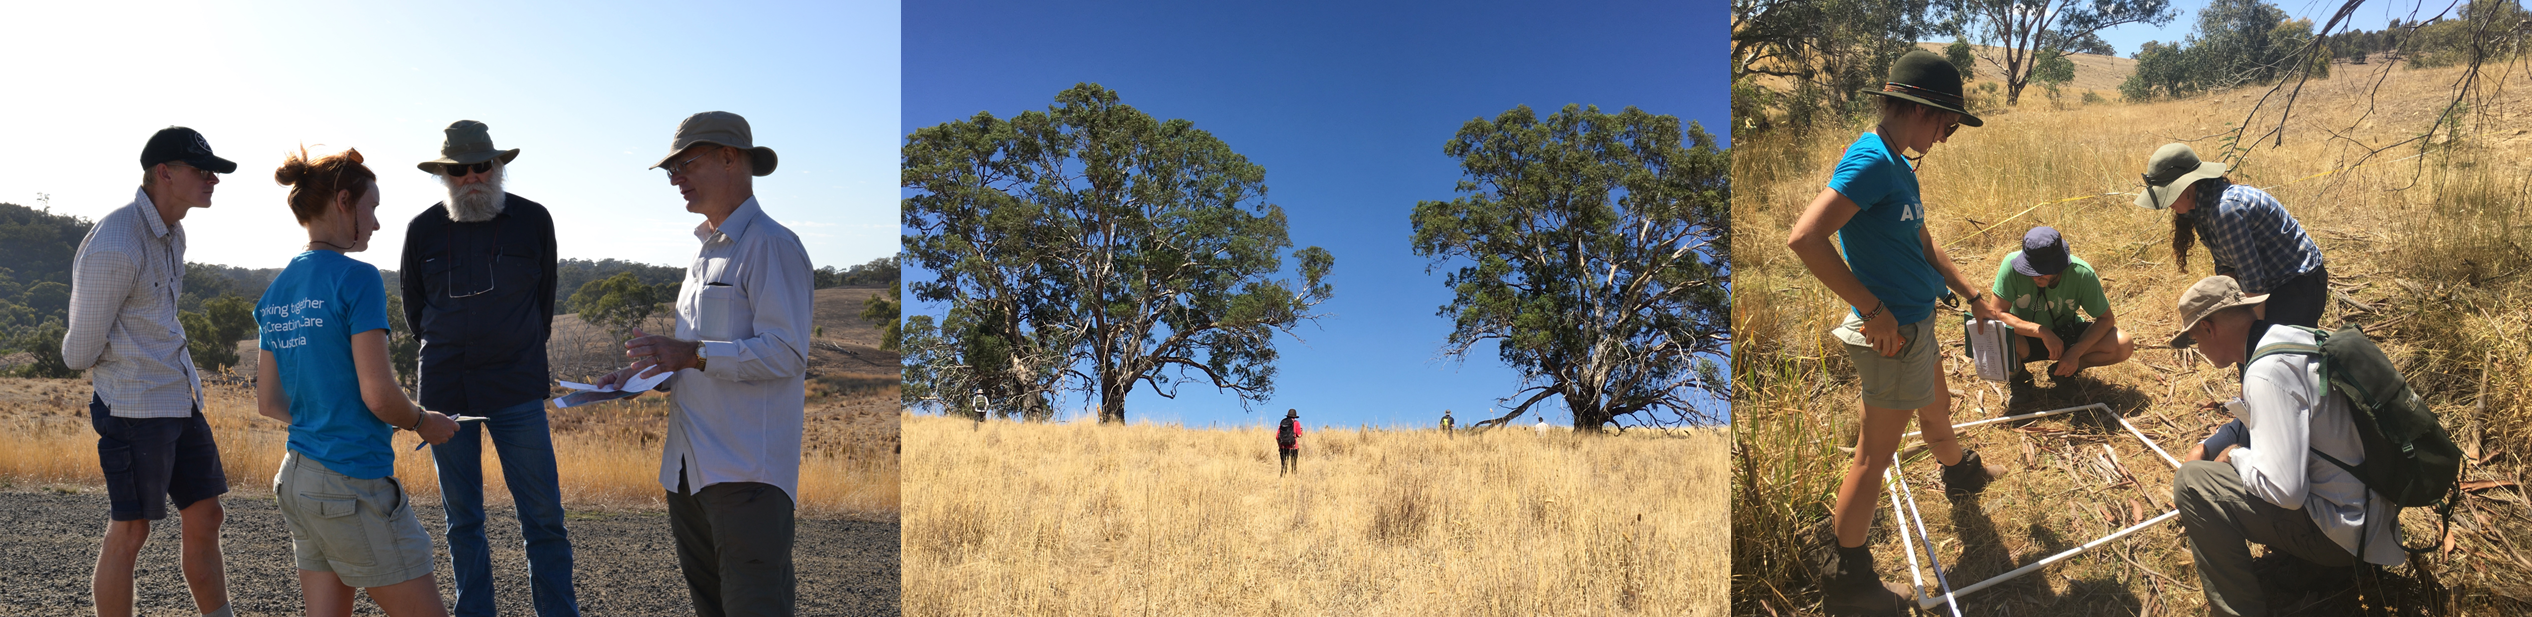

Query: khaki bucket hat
<box><xmin>1861</xmin><ymin>49</ymin><xmax>1983</xmax><ymax>127</ymax></box>
<box><xmin>652</xmin><ymin>111</ymin><xmax>776</xmax><ymax>176</ymax></box>
<box><xmin>416</xmin><ymin>120</ymin><xmax>520</xmax><ymax>174</ymax></box>
<box><xmin>2135</xmin><ymin>143</ymin><xmax>2227</xmax><ymax>210</ymax></box>
<box><xmin>2169</xmin><ymin>275</ymin><xmax>2268</xmax><ymax>348</ymax></box>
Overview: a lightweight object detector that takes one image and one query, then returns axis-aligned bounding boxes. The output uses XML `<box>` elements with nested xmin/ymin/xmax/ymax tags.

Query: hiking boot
<box><xmin>1821</xmin><ymin>543</ymin><xmax>1914</xmax><ymax>616</ymax></box>
<box><xmin>1942</xmin><ymin>448</ymin><xmax>2008</xmax><ymax>498</ymax></box>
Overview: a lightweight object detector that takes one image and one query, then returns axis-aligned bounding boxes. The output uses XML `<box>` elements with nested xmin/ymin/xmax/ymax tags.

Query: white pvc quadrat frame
<box><xmin>1882</xmin><ymin>403</ymin><xmax>2187</xmax><ymax>615</ymax></box>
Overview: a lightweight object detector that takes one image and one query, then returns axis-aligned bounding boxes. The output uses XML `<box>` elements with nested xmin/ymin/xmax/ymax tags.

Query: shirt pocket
<box><xmin>492</xmin><ymin>248</ymin><xmax>541</xmax><ymax>299</ymax></box>
<box><xmin>696</xmin><ymin>284</ymin><xmax>752</xmax><ymax>341</ymax></box>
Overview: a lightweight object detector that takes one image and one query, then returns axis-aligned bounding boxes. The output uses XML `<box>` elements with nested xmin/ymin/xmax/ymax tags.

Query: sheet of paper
<box><xmin>550</xmin><ymin>369</ymin><xmax>674</xmax><ymax>408</ymax></box>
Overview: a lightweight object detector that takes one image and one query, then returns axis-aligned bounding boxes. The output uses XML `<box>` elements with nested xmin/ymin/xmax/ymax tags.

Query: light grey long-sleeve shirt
<box><xmin>658</xmin><ymin>197</ymin><xmax>812</xmax><ymax>501</ymax></box>
<box><xmin>61</xmin><ymin>188</ymin><xmax>203</xmax><ymax>418</ymax></box>
<box><xmin>2231</xmin><ymin>326</ymin><xmax>2403</xmax><ymax>566</ymax></box>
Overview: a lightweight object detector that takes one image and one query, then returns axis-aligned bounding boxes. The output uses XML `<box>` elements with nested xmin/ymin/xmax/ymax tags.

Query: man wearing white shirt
<box><xmin>597</xmin><ymin>111</ymin><xmax>810</xmax><ymax>617</ymax></box>
<box><xmin>2166</xmin><ymin>275</ymin><xmax>2400</xmax><ymax>617</ymax></box>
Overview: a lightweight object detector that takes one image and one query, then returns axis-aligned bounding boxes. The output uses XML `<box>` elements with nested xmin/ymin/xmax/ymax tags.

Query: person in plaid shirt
<box><xmin>2135</xmin><ymin>143</ymin><xmax>2329</xmax><ymax>346</ymax></box>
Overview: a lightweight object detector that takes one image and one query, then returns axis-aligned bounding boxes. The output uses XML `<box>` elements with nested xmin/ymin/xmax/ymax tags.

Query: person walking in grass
<box><xmin>1977</xmin><ymin>226</ymin><xmax>2135</xmax><ymax>380</ymax></box>
<box><xmin>593</xmin><ymin>111</ymin><xmax>811</xmax><ymax>617</ymax></box>
<box><xmin>1277</xmin><ymin>409</ymin><xmax>1302</xmax><ymax>475</ymax></box>
<box><xmin>255</xmin><ymin>146</ymin><xmax>460</xmax><ymax>616</ymax></box>
<box><xmin>1440</xmin><ymin>409</ymin><xmax>1454</xmax><ymax>437</ymax></box>
<box><xmin>399</xmin><ymin>120</ymin><xmax>577</xmax><ymax>617</ymax></box>
<box><xmin>1782</xmin><ymin>49</ymin><xmax>2010</xmax><ymax>615</ymax></box>
<box><xmin>2164</xmin><ymin>275</ymin><xmax>2399</xmax><ymax>617</ymax></box>
<box><xmin>2136</xmin><ymin>142</ymin><xmax>2329</xmax><ymax>347</ymax></box>
<box><xmin>65</xmin><ymin>126</ymin><xmax>240</xmax><ymax>617</ymax></box>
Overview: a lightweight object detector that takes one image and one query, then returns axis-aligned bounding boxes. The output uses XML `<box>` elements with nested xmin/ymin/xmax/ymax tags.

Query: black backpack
<box><xmin>1278</xmin><ymin>419</ymin><xmax>1298</xmax><ymax>448</ymax></box>
<box><xmin>2251</xmin><ymin>325</ymin><xmax>2464</xmax><ymax>550</ymax></box>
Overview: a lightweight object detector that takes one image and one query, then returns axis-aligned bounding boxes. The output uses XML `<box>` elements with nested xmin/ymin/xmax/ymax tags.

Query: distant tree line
<box><xmin>2121</xmin><ymin>0</ymin><xmax>2529</xmax><ymax>102</ymax></box>
<box><xmin>0</xmin><ymin>201</ymin><xmax>897</xmax><ymax>379</ymax></box>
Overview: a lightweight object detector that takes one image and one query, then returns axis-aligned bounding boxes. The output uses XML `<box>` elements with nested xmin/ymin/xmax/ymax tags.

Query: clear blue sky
<box><xmin>0</xmin><ymin>1</ymin><xmax>897</xmax><ymax>272</ymax></box>
<box><xmin>904</xmin><ymin>0</ymin><xmax>1730</xmax><ymax>429</ymax></box>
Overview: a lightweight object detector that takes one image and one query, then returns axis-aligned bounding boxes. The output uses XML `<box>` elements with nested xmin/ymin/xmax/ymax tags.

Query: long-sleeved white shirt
<box><xmin>61</xmin><ymin>188</ymin><xmax>202</xmax><ymax>418</ymax></box>
<box><xmin>658</xmin><ymin>197</ymin><xmax>812</xmax><ymax>501</ymax></box>
<box><xmin>2231</xmin><ymin>326</ymin><xmax>2403</xmax><ymax>566</ymax></box>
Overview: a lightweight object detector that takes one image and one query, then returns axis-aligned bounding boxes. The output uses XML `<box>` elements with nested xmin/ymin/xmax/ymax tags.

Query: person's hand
<box><xmin>1862</xmin><ymin>308</ymin><xmax>1904</xmax><ymax>357</ymax></box>
<box><xmin>592</xmin><ymin>366</ymin><xmax>643</xmax><ymax>392</ymax></box>
<box><xmin>416</xmin><ymin>411</ymin><xmax>459</xmax><ymax>445</ymax></box>
<box><xmin>624</xmin><ymin>328</ymin><xmax>701</xmax><ymax>379</ymax></box>
<box><xmin>2038</xmin><ymin>330</ymin><xmax>2066</xmax><ymax>362</ymax></box>
<box><xmin>2213</xmin><ymin>444</ymin><xmax>2239</xmax><ymax>464</ymax></box>
<box><xmin>1968</xmin><ymin>295</ymin><xmax>2005</xmax><ymax>322</ymax></box>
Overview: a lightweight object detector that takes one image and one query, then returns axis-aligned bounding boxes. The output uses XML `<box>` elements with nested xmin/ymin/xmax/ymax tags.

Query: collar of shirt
<box><xmin>692</xmin><ymin>196</ymin><xmax>764</xmax><ymax>246</ymax></box>
<box><xmin>132</xmin><ymin>187</ymin><xmax>176</xmax><ymax>239</ymax></box>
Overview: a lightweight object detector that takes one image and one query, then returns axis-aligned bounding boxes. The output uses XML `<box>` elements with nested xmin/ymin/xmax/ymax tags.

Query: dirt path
<box><xmin>0</xmin><ymin>487</ymin><xmax>897</xmax><ymax>616</ymax></box>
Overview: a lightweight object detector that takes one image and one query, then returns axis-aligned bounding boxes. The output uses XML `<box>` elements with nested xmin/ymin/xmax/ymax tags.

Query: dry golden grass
<box><xmin>0</xmin><ymin>287</ymin><xmax>903</xmax><ymax>520</ymax></box>
<box><xmin>1734</xmin><ymin>60</ymin><xmax>2532</xmax><ymax>615</ymax></box>
<box><xmin>902</xmin><ymin>414</ymin><xmax>1726</xmax><ymax>616</ymax></box>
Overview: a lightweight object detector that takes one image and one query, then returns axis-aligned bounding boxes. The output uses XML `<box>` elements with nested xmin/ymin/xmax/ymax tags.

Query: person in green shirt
<box><xmin>1980</xmin><ymin>226</ymin><xmax>2134</xmax><ymax>378</ymax></box>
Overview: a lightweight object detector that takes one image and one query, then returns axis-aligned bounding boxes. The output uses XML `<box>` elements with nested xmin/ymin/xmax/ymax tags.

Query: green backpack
<box><xmin>2250</xmin><ymin>325</ymin><xmax>2464</xmax><ymax>519</ymax></box>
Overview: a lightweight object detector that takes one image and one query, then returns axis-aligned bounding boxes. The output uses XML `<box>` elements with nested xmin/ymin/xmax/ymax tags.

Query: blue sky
<box><xmin>904</xmin><ymin>0</ymin><xmax>1730</xmax><ymax>429</ymax></box>
<box><xmin>0</xmin><ymin>1</ymin><xmax>897</xmax><ymax>272</ymax></box>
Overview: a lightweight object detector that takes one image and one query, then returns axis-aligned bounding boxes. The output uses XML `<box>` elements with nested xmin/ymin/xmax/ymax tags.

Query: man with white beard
<box><xmin>398</xmin><ymin>120</ymin><xmax>576</xmax><ymax>617</ymax></box>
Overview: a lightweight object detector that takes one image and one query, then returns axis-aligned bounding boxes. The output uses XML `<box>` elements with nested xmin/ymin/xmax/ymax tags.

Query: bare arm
<box><xmin>255</xmin><ymin>349</ymin><xmax>290</xmax><ymax>423</ymax></box>
<box><xmin>352</xmin><ymin>329</ymin><xmax>455</xmax><ymax>443</ymax></box>
<box><xmin>1920</xmin><ymin>225</ymin><xmax>2000</xmax><ymax>322</ymax></box>
<box><xmin>1785</xmin><ymin>188</ymin><xmax>1879</xmax><ymax>315</ymax></box>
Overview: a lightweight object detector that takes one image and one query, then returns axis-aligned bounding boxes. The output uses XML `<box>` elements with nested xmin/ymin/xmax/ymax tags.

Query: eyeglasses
<box><xmin>1942</xmin><ymin>121</ymin><xmax>1961</xmax><ymax>139</ymax></box>
<box><xmin>662</xmin><ymin>151</ymin><xmax>711</xmax><ymax>179</ymax></box>
<box><xmin>166</xmin><ymin>162</ymin><xmax>215</xmax><ymax>182</ymax></box>
<box><xmin>444</xmin><ymin>161</ymin><xmax>492</xmax><ymax>177</ymax></box>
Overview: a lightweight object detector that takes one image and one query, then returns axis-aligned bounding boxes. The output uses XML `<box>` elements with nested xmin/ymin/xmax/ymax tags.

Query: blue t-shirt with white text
<box><xmin>1825</xmin><ymin>132</ymin><xmax>1942</xmax><ymax>324</ymax></box>
<box><xmin>257</xmin><ymin>250</ymin><xmax>396</xmax><ymax>479</ymax></box>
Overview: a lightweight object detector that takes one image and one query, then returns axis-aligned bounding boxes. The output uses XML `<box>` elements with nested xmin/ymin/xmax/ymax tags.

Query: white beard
<box><xmin>441</xmin><ymin>163</ymin><xmax>508</xmax><ymax>222</ymax></box>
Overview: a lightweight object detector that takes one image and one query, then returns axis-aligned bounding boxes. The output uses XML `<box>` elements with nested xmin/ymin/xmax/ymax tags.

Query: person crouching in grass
<box><xmin>1978</xmin><ymin>226</ymin><xmax>2135</xmax><ymax>380</ymax></box>
<box><xmin>1783</xmin><ymin>49</ymin><xmax>2010</xmax><ymax>615</ymax></box>
<box><xmin>253</xmin><ymin>146</ymin><xmax>460</xmax><ymax>617</ymax></box>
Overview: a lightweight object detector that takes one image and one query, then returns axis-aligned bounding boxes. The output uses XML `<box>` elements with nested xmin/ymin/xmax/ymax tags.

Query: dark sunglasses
<box><xmin>444</xmin><ymin>161</ymin><xmax>492</xmax><ymax>177</ymax></box>
<box><xmin>1942</xmin><ymin>121</ymin><xmax>1962</xmax><ymax>139</ymax></box>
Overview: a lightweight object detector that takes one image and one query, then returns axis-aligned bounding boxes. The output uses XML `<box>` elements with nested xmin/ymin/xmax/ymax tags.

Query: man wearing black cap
<box><xmin>63</xmin><ymin>126</ymin><xmax>238</xmax><ymax>617</ymax></box>
<box><xmin>1978</xmin><ymin>226</ymin><xmax>2134</xmax><ymax>379</ymax></box>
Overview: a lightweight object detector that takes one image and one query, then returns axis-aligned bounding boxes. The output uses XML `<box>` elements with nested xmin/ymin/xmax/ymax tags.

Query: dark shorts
<box><xmin>91</xmin><ymin>394</ymin><xmax>229</xmax><ymax>522</ymax></box>
<box><xmin>2016</xmin><ymin>320</ymin><xmax>2094</xmax><ymax>364</ymax></box>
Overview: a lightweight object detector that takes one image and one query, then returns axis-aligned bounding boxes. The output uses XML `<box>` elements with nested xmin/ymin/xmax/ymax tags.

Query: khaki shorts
<box><xmin>273</xmin><ymin>451</ymin><xmax>435</xmax><ymax>588</ymax></box>
<box><xmin>1834</xmin><ymin>311</ymin><xmax>1945</xmax><ymax>410</ymax></box>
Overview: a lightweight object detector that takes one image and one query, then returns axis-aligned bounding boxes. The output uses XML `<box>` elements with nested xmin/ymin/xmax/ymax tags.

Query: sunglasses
<box><xmin>165</xmin><ymin>162</ymin><xmax>216</xmax><ymax>182</ymax></box>
<box><xmin>444</xmin><ymin>161</ymin><xmax>493</xmax><ymax>177</ymax></box>
<box><xmin>1942</xmin><ymin>121</ymin><xmax>1962</xmax><ymax>139</ymax></box>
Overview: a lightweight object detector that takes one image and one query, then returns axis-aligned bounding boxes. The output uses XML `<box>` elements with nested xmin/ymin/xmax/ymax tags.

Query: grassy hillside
<box><xmin>1733</xmin><ymin>61</ymin><xmax>2530</xmax><ymax>615</ymax></box>
<box><xmin>904</xmin><ymin>415</ymin><xmax>1727</xmax><ymax>616</ymax></box>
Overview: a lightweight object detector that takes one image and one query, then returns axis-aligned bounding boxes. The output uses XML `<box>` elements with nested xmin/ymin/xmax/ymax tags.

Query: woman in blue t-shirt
<box><xmin>253</xmin><ymin>147</ymin><xmax>458</xmax><ymax>617</ymax></box>
<box><xmin>1782</xmin><ymin>49</ymin><xmax>2012</xmax><ymax>613</ymax></box>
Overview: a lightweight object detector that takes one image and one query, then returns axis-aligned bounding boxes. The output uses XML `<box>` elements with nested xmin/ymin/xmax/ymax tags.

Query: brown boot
<box><xmin>1942</xmin><ymin>448</ymin><xmax>2008</xmax><ymax>498</ymax></box>
<box><xmin>1821</xmin><ymin>543</ymin><xmax>1914</xmax><ymax>615</ymax></box>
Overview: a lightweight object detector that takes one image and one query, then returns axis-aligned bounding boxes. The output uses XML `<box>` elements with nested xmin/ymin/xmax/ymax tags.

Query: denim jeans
<box><xmin>431</xmin><ymin>398</ymin><xmax>579</xmax><ymax>617</ymax></box>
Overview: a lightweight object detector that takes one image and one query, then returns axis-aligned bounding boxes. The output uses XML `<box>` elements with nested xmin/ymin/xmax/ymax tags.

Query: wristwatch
<box><xmin>694</xmin><ymin>356</ymin><xmax>709</xmax><ymax>373</ymax></box>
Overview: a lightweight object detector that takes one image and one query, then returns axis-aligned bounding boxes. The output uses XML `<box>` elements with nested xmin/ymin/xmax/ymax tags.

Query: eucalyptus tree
<box><xmin>1410</xmin><ymin>105</ymin><xmax>1730</xmax><ymax>433</ymax></box>
<box><xmin>903</xmin><ymin>83</ymin><xmax>1334</xmax><ymax>423</ymax></box>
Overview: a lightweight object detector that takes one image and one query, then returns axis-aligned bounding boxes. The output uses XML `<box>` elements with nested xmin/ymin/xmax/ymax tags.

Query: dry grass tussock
<box><xmin>1734</xmin><ymin>61</ymin><xmax>2532</xmax><ymax>615</ymax></box>
<box><xmin>902</xmin><ymin>414</ymin><xmax>1727</xmax><ymax>616</ymax></box>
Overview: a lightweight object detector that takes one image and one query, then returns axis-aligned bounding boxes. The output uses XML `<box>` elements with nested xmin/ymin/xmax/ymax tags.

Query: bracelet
<box><xmin>1860</xmin><ymin>301</ymin><xmax>1885</xmax><ymax>321</ymax></box>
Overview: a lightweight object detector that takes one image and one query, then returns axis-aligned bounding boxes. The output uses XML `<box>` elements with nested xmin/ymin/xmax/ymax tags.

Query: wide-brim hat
<box><xmin>140</xmin><ymin>126</ymin><xmax>238</xmax><ymax>174</ymax></box>
<box><xmin>2011</xmin><ymin>226</ymin><xmax>2070</xmax><ymax>277</ymax></box>
<box><xmin>2170</xmin><ymin>275</ymin><xmax>2269</xmax><ymax>348</ymax></box>
<box><xmin>652</xmin><ymin>111</ymin><xmax>776</xmax><ymax>176</ymax></box>
<box><xmin>1860</xmin><ymin>49</ymin><xmax>1983</xmax><ymax>128</ymax></box>
<box><xmin>1286</xmin><ymin>409</ymin><xmax>1299</xmax><ymax>418</ymax></box>
<box><xmin>2136</xmin><ymin>143</ymin><xmax>2227</xmax><ymax>210</ymax></box>
<box><xmin>417</xmin><ymin>120</ymin><xmax>521</xmax><ymax>174</ymax></box>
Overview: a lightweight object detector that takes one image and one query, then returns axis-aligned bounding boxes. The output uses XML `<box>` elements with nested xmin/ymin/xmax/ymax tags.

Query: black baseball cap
<box><xmin>139</xmin><ymin>126</ymin><xmax>237</xmax><ymax>174</ymax></box>
<box><xmin>2012</xmin><ymin>226</ymin><xmax>2070</xmax><ymax>277</ymax></box>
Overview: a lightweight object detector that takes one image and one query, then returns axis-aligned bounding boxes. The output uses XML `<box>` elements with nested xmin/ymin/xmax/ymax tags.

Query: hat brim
<box><xmin>417</xmin><ymin>149</ymin><xmax>521</xmax><ymax>174</ymax></box>
<box><xmin>2167</xmin><ymin>292</ymin><xmax>2269</xmax><ymax>348</ymax></box>
<box><xmin>180</xmin><ymin>154</ymin><xmax>239</xmax><ymax>175</ymax></box>
<box><xmin>2136</xmin><ymin>161</ymin><xmax>2227</xmax><ymax>210</ymax></box>
<box><xmin>2014</xmin><ymin>253</ymin><xmax>2066</xmax><ymax>277</ymax></box>
<box><xmin>1862</xmin><ymin>90</ymin><xmax>1983</xmax><ymax>127</ymax></box>
<box><xmin>650</xmin><ymin>142</ymin><xmax>778</xmax><ymax>177</ymax></box>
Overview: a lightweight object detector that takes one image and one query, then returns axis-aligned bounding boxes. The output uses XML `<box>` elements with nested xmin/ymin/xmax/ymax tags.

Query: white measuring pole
<box><xmin>1903</xmin><ymin>403</ymin><xmax>2108</xmax><ymax>439</ymax></box>
<box><xmin>1886</xmin><ymin>478</ymin><xmax>1929</xmax><ymax>602</ymax></box>
<box><xmin>2118</xmin><ymin>414</ymin><xmax>2183</xmax><ymax>469</ymax></box>
<box><xmin>1891</xmin><ymin>466</ymin><xmax>1964</xmax><ymax>617</ymax></box>
<box><xmin>1918</xmin><ymin>510</ymin><xmax>2183</xmax><ymax>609</ymax></box>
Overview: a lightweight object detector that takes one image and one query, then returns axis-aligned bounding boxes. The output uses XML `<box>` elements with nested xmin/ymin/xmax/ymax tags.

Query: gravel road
<box><xmin>0</xmin><ymin>487</ymin><xmax>898</xmax><ymax>616</ymax></box>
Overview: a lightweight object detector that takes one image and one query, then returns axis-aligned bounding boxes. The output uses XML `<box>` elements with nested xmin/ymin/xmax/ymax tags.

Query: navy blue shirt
<box><xmin>399</xmin><ymin>194</ymin><xmax>558</xmax><ymax>413</ymax></box>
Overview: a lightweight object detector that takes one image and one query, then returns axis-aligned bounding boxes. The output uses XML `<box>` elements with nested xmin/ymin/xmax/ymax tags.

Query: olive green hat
<box><xmin>2135</xmin><ymin>142</ymin><xmax>2228</xmax><ymax>210</ymax></box>
<box><xmin>416</xmin><ymin>120</ymin><xmax>520</xmax><ymax>174</ymax></box>
<box><xmin>651</xmin><ymin>111</ymin><xmax>777</xmax><ymax>176</ymax></box>
<box><xmin>1861</xmin><ymin>49</ymin><xmax>1983</xmax><ymax>127</ymax></box>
